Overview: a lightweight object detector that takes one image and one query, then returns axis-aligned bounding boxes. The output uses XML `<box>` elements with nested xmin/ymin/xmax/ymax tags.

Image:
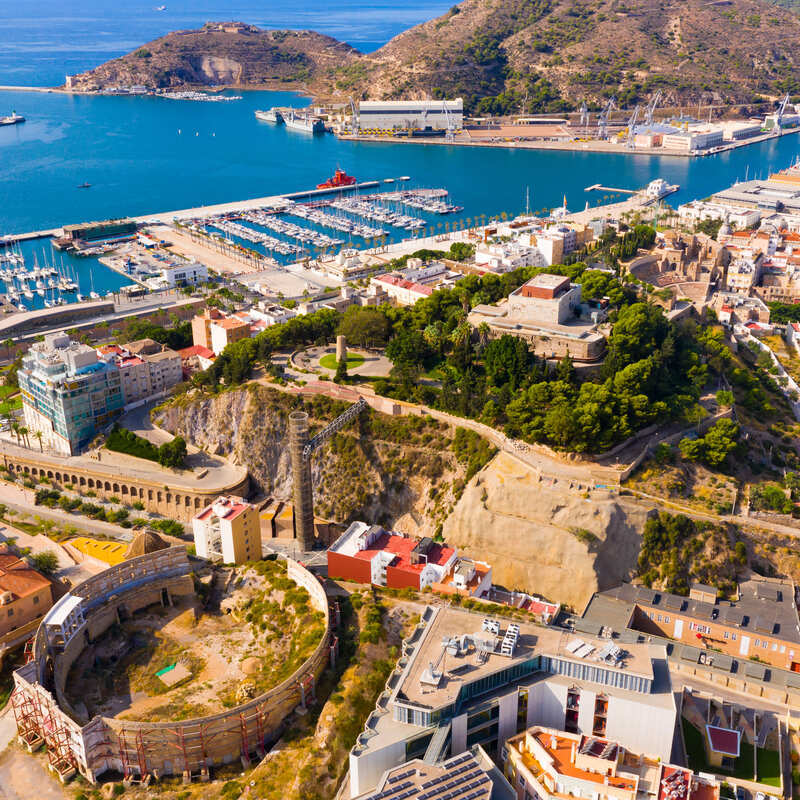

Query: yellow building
<box><xmin>193</xmin><ymin>496</ymin><xmax>260</xmax><ymax>565</ymax></box>
<box><xmin>65</xmin><ymin>537</ymin><xmax>127</xmax><ymax>567</ymax></box>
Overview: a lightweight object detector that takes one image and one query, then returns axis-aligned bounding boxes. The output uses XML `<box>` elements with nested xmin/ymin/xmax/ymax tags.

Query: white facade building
<box><xmin>357</xmin><ymin>99</ymin><xmax>463</xmax><ymax>132</ymax></box>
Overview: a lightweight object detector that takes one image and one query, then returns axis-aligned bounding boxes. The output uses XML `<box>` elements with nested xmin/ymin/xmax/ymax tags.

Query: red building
<box><xmin>327</xmin><ymin>522</ymin><xmax>457</xmax><ymax>591</ymax></box>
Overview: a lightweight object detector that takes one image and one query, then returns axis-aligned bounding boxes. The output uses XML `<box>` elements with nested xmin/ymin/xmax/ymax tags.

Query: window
<box><xmin>33</xmin><ymin>596</ymin><xmax>39</xmax><ymax>605</ymax></box>
<box><xmin>657</xmin><ymin>614</ymin><xmax>662</xmax><ymax>622</ymax></box>
<box><xmin>732</xmin><ymin>633</ymin><xmax>737</xmax><ymax>641</ymax></box>
<box><xmin>7</xmin><ymin>608</ymin><xmax>13</xmax><ymax>617</ymax></box>
<box><xmin>724</xmin><ymin>632</ymin><xmax>729</xmax><ymax>639</ymax></box>
<box><xmin>781</xmin><ymin>645</ymin><xmax>786</xmax><ymax>653</ymax></box>
<box><xmin>763</xmin><ymin>641</ymin><xmax>768</xmax><ymax>649</ymax></box>
<box><xmin>755</xmin><ymin>639</ymin><xmax>761</xmax><ymax>647</ymax></box>
<box><xmin>664</xmin><ymin>616</ymin><xmax>670</xmax><ymax>623</ymax></box>
<box><xmin>772</xmin><ymin>643</ymin><xmax>778</xmax><ymax>651</ymax></box>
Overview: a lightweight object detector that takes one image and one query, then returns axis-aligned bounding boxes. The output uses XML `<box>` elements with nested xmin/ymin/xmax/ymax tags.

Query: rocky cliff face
<box><xmin>443</xmin><ymin>452</ymin><xmax>653</xmax><ymax>610</ymax></box>
<box><xmin>154</xmin><ymin>385</ymin><xmax>468</xmax><ymax>535</ymax></box>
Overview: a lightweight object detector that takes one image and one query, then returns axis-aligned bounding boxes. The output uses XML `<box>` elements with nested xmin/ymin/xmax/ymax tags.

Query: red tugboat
<box><xmin>317</xmin><ymin>167</ymin><xmax>357</xmax><ymax>190</ymax></box>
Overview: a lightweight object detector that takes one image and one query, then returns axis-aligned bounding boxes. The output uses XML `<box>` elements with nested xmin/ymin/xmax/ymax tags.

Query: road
<box><xmin>0</xmin><ymin>748</ymin><xmax>68</xmax><ymax>800</ymax></box>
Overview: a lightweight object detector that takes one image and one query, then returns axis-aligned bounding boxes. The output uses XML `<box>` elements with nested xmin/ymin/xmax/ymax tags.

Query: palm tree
<box><xmin>34</xmin><ymin>430</ymin><xmax>43</xmax><ymax>452</ymax></box>
<box><xmin>19</xmin><ymin>426</ymin><xmax>29</xmax><ymax>448</ymax></box>
<box><xmin>10</xmin><ymin>422</ymin><xmax>20</xmax><ymax>446</ymax></box>
<box><xmin>3</xmin><ymin>339</ymin><xmax>12</xmax><ymax>360</ymax></box>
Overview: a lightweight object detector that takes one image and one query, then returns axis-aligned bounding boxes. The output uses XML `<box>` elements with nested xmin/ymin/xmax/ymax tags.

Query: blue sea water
<box><xmin>1</xmin><ymin>1</ymin><xmax>800</xmax><ymax>306</ymax></box>
<box><xmin>0</xmin><ymin>0</ymin><xmax>454</xmax><ymax>87</ymax></box>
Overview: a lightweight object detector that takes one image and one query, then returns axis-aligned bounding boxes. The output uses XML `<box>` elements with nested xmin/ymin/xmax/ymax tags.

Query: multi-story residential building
<box><xmin>97</xmin><ymin>345</ymin><xmax>152</xmax><ymax>405</ymax></box>
<box><xmin>0</xmin><ymin>546</ymin><xmax>54</xmax><ymax>642</ymax></box>
<box><xmin>475</xmin><ymin>242</ymin><xmax>548</xmax><ymax>274</ymax></box>
<box><xmin>504</xmin><ymin>726</ymin><xmax>719</xmax><ymax>800</ymax></box>
<box><xmin>19</xmin><ymin>332</ymin><xmax>124</xmax><ymax>455</ymax></box>
<box><xmin>154</xmin><ymin>260</ymin><xmax>207</xmax><ymax>289</ymax></box>
<box><xmin>724</xmin><ymin>252</ymin><xmax>764</xmax><ymax>293</ymax></box>
<box><xmin>97</xmin><ymin>341</ymin><xmax>183</xmax><ymax>405</ymax></box>
<box><xmin>677</xmin><ymin>201</ymin><xmax>762</xmax><ymax>230</ymax></box>
<box><xmin>349</xmin><ymin>605</ymin><xmax>677</xmax><ymax>797</ymax></box>
<box><xmin>192</xmin><ymin>495</ymin><xmax>261</xmax><ymax>565</ymax></box>
<box><xmin>192</xmin><ymin>308</ymin><xmax>224</xmax><ymax>350</ymax></box>
<box><xmin>209</xmin><ymin>317</ymin><xmax>251</xmax><ymax>355</ymax></box>
<box><xmin>582</xmin><ymin>579</ymin><xmax>800</xmax><ymax>672</ymax></box>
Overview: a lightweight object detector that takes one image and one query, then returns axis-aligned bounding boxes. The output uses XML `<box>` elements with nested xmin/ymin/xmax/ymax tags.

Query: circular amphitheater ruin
<box><xmin>10</xmin><ymin>546</ymin><xmax>335</xmax><ymax>784</ymax></box>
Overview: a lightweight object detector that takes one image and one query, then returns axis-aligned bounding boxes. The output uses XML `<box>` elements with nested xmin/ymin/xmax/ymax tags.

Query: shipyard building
<box><xmin>357</xmin><ymin>100</ymin><xmax>463</xmax><ymax>133</ymax></box>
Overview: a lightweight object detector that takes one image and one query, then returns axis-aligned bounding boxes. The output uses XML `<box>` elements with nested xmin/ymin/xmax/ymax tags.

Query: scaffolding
<box><xmin>10</xmin><ymin>688</ymin><xmax>43</xmax><ymax>751</ymax></box>
<box><xmin>43</xmin><ymin>714</ymin><xmax>77</xmax><ymax>782</ymax></box>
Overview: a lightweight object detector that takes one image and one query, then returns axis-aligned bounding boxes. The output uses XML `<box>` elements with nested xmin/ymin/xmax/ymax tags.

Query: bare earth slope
<box><xmin>68</xmin><ymin>1</ymin><xmax>800</xmax><ymax>111</ymax></box>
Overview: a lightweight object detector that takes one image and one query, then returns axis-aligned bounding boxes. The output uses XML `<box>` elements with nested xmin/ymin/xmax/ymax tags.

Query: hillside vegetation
<box><xmin>68</xmin><ymin>0</ymin><xmax>800</xmax><ymax>111</ymax></box>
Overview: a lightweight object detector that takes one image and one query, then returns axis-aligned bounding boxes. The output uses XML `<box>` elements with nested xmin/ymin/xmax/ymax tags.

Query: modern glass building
<box><xmin>19</xmin><ymin>332</ymin><xmax>124</xmax><ymax>455</ymax></box>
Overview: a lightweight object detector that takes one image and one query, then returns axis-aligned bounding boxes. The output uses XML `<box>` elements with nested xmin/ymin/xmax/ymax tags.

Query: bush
<box><xmin>106</xmin><ymin>425</ymin><xmax>187</xmax><ymax>469</ymax></box>
<box><xmin>29</xmin><ymin>551</ymin><xmax>58</xmax><ymax>575</ymax></box>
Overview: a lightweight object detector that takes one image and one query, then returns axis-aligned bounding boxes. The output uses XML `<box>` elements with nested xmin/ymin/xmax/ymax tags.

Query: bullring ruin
<box><xmin>10</xmin><ymin>546</ymin><xmax>335</xmax><ymax>784</ymax></box>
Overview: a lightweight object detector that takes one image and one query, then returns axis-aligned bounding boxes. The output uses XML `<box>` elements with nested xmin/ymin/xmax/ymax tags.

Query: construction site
<box><xmin>10</xmin><ymin>546</ymin><xmax>336</xmax><ymax>785</ymax></box>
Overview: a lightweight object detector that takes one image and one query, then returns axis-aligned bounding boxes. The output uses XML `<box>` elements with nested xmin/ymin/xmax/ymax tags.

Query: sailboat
<box><xmin>89</xmin><ymin>266</ymin><xmax>99</xmax><ymax>300</ymax></box>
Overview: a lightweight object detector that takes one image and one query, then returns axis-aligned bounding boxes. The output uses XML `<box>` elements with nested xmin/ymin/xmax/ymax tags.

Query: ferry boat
<box><xmin>317</xmin><ymin>168</ymin><xmax>357</xmax><ymax>190</ymax></box>
<box><xmin>284</xmin><ymin>110</ymin><xmax>325</xmax><ymax>135</ymax></box>
<box><xmin>255</xmin><ymin>108</ymin><xmax>284</xmax><ymax>124</ymax></box>
<box><xmin>0</xmin><ymin>112</ymin><xmax>25</xmax><ymax>127</ymax></box>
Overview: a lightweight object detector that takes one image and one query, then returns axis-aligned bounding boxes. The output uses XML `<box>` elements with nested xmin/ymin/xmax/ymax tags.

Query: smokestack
<box><xmin>289</xmin><ymin>411</ymin><xmax>315</xmax><ymax>551</ymax></box>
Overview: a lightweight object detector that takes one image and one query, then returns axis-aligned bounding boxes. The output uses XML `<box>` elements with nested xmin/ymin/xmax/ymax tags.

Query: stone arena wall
<box><xmin>13</xmin><ymin>548</ymin><xmax>333</xmax><ymax>784</ymax></box>
<box><xmin>1</xmin><ymin>453</ymin><xmax>249</xmax><ymax>522</ymax></box>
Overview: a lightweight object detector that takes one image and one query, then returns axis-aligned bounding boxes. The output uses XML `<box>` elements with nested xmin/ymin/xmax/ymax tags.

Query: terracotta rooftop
<box><xmin>178</xmin><ymin>345</ymin><xmax>216</xmax><ymax>360</ymax></box>
<box><xmin>214</xmin><ymin>318</ymin><xmax>250</xmax><ymax>330</ymax></box>
<box><xmin>0</xmin><ymin>547</ymin><xmax>52</xmax><ymax>600</ymax></box>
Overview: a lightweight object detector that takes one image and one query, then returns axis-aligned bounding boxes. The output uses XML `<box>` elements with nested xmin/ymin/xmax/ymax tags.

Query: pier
<box><xmin>585</xmin><ymin>184</ymin><xmax>638</xmax><ymax>194</ymax></box>
<box><xmin>3</xmin><ymin>179</ymin><xmax>394</xmax><ymax>241</ymax></box>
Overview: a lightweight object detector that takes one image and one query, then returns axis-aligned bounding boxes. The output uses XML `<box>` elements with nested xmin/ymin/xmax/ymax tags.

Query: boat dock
<box><xmin>585</xmin><ymin>184</ymin><xmax>638</xmax><ymax>194</ymax></box>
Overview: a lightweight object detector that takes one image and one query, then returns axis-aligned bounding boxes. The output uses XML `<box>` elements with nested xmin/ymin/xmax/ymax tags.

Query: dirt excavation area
<box><xmin>64</xmin><ymin>559</ymin><xmax>326</xmax><ymax>722</ymax></box>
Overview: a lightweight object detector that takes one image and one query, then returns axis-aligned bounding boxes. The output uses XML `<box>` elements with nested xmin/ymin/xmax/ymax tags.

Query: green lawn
<box><xmin>0</xmin><ymin>385</ymin><xmax>18</xmax><ymax>400</ymax></box>
<box><xmin>681</xmin><ymin>718</ymin><xmax>780</xmax><ymax>785</ymax></box>
<box><xmin>0</xmin><ymin>396</ymin><xmax>21</xmax><ymax>415</ymax></box>
<box><xmin>319</xmin><ymin>353</ymin><xmax>365</xmax><ymax>371</ymax></box>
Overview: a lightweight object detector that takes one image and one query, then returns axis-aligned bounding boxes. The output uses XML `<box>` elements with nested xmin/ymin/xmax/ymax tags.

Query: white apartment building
<box><xmin>155</xmin><ymin>261</ymin><xmax>208</xmax><ymax>289</ymax></box>
<box><xmin>677</xmin><ymin>201</ymin><xmax>762</xmax><ymax>230</ymax></box>
<box><xmin>475</xmin><ymin>242</ymin><xmax>547</xmax><ymax>273</ymax></box>
<box><xmin>725</xmin><ymin>254</ymin><xmax>763</xmax><ymax>293</ymax></box>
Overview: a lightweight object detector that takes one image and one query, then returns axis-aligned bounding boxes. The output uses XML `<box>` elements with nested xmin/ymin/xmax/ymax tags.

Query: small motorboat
<box><xmin>77</xmin><ymin>182</ymin><xmax>91</xmax><ymax>189</ymax></box>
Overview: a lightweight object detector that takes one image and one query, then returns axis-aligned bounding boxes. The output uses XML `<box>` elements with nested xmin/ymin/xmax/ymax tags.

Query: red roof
<box><xmin>178</xmin><ymin>345</ymin><xmax>215</xmax><ymax>360</ymax></box>
<box><xmin>353</xmin><ymin>533</ymin><xmax>454</xmax><ymax>575</ymax></box>
<box><xmin>214</xmin><ymin>318</ymin><xmax>250</xmax><ymax>330</ymax></box>
<box><xmin>195</xmin><ymin>496</ymin><xmax>251</xmax><ymax>522</ymax></box>
<box><xmin>705</xmin><ymin>725</ymin><xmax>741</xmax><ymax>757</ymax></box>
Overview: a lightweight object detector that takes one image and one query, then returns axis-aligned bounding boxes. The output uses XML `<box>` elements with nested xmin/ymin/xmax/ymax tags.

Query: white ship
<box><xmin>0</xmin><ymin>111</ymin><xmax>25</xmax><ymax>127</ymax></box>
<box><xmin>255</xmin><ymin>108</ymin><xmax>284</xmax><ymax>124</ymax></box>
<box><xmin>284</xmin><ymin>110</ymin><xmax>325</xmax><ymax>134</ymax></box>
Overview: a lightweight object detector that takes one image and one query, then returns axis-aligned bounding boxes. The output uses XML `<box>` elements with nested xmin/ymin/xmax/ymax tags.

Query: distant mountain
<box><xmin>68</xmin><ymin>3</ymin><xmax>800</xmax><ymax>113</ymax></box>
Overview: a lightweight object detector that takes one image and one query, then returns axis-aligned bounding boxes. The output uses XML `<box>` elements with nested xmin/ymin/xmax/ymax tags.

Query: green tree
<box><xmin>30</xmin><ymin>551</ymin><xmax>59</xmax><ymax>576</ymax></box>
<box><xmin>337</xmin><ymin>307</ymin><xmax>390</xmax><ymax>348</ymax></box>
<box><xmin>157</xmin><ymin>436</ymin><xmax>187</xmax><ymax>469</ymax></box>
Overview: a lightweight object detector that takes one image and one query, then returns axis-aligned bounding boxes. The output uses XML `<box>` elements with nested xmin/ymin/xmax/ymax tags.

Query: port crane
<box><xmin>626</xmin><ymin>105</ymin><xmax>641</xmax><ymax>147</ymax></box>
<box><xmin>442</xmin><ymin>100</ymin><xmax>456</xmax><ymax>141</ymax></box>
<box><xmin>597</xmin><ymin>97</ymin><xmax>616</xmax><ymax>139</ymax></box>
<box><xmin>644</xmin><ymin>90</ymin><xmax>662</xmax><ymax>127</ymax></box>
<box><xmin>579</xmin><ymin>100</ymin><xmax>590</xmax><ymax>133</ymax></box>
<box><xmin>348</xmin><ymin>96</ymin><xmax>360</xmax><ymax>135</ymax></box>
<box><xmin>775</xmin><ymin>93</ymin><xmax>791</xmax><ymax>135</ymax></box>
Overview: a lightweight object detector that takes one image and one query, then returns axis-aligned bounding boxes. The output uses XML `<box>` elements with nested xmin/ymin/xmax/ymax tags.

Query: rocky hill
<box><xmin>154</xmin><ymin>385</ymin><xmax>483</xmax><ymax>536</ymax></box>
<box><xmin>67</xmin><ymin>0</ymin><xmax>800</xmax><ymax>112</ymax></box>
<box><xmin>67</xmin><ymin>23</ymin><xmax>359</xmax><ymax>91</ymax></box>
